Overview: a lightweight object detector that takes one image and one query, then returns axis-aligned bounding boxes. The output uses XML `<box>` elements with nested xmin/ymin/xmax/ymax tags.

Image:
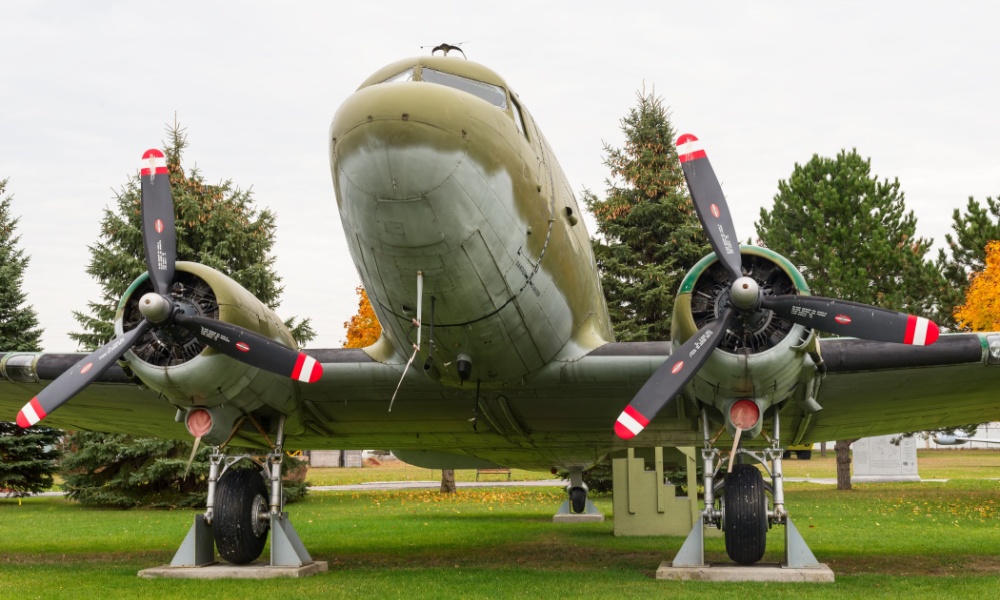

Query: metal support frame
<box><xmin>169</xmin><ymin>415</ymin><xmax>314</xmax><ymax>568</ymax></box>
<box><xmin>672</xmin><ymin>407</ymin><xmax>821</xmax><ymax>569</ymax></box>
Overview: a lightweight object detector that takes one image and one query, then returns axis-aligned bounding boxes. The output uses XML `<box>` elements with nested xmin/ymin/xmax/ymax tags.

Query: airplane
<box><xmin>934</xmin><ymin>434</ymin><xmax>1000</xmax><ymax>445</ymax></box>
<box><xmin>3</xmin><ymin>51</ymin><xmax>1000</xmax><ymax>569</ymax></box>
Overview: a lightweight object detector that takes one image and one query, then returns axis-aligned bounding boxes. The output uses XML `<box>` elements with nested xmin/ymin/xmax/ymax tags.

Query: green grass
<box><xmin>3</xmin><ymin>451</ymin><xmax>1000</xmax><ymax>598</ymax></box>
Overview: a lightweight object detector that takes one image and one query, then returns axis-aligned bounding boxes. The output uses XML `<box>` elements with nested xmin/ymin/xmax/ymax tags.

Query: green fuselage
<box><xmin>330</xmin><ymin>56</ymin><xmax>614</xmax><ymax>386</ymax></box>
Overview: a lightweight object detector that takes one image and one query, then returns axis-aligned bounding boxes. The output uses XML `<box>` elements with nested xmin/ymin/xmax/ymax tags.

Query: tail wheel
<box><xmin>214</xmin><ymin>468</ymin><xmax>270</xmax><ymax>564</ymax></box>
<box><xmin>723</xmin><ymin>463</ymin><xmax>768</xmax><ymax>564</ymax></box>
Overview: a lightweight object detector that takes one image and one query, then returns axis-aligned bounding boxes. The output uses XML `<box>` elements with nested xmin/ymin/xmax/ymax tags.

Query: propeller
<box><xmin>613</xmin><ymin>134</ymin><xmax>939</xmax><ymax>440</ymax></box>
<box><xmin>16</xmin><ymin>149</ymin><xmax>322</xmax><ymax>428</ymax></box>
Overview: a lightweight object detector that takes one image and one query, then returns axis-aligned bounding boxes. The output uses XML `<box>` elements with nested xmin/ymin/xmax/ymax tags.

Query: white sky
<box><xmin>1</xmin><ymin>1</ymin><xmax>997</xmax><ymax>352</ymax></box>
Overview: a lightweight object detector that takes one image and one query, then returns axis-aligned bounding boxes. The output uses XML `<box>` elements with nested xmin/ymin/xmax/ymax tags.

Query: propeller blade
<box><xmin>614</xmin><ymin>308</ymin><xmax>735</xmax><ymax>440</ymax></box>
<box><xmin>16</xmin><ymin>320</ymin><xmax>152</xmax><ymax>428</ymax></box>
<box><xmin>676</xmin><ymin>134</ymin><xmax>743</xmax><ymax>281</ymax></box>
<box><xmin>762</xmin><ymin>295</ymin><xmax>940</xmax><ymax>345</ymax></box>
<box><xmin>140</xmin><ymin>148</ymin><xmax>176</xmax><ymax>297</ymax></box>
<box><xmin>172</xmin><ymin>313</ymin><xmax>323</xmax><ymax>383</ymax></box>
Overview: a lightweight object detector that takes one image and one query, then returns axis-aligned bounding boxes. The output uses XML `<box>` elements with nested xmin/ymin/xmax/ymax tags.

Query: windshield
<box><xmin>420</xmin><ymin>68</ymin><xmax>508</xmax><ymax>109</ymax></box>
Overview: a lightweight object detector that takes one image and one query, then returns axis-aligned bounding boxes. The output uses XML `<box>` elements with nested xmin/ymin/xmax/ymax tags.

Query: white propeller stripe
<box><xmin>144</xmin><ymin>155</ymin><xmax>167</xmax><ymax>169</ymax></box>
<box><xmin>616</xmin><ymin>410</ymin><xmax>645</xmax><ymax>436</ymax></box>
<box><xmin>20</xmin><ymin>402</ymin><xmax>41</xmax><ymax>426</ymax></box>
<box><xmin>676</xmin><ymin>139</ymin><xmax>704</xmax><ymax>157</ymax></box>
<box><xmin>295</xmin><ymin>355</ymin><xmax>318</xmax><ymax>382</ymax></box>
<box><xmin>912</xmin><ymin>317</ymin><xmax>930</xmax><ymax>345</ymax></box>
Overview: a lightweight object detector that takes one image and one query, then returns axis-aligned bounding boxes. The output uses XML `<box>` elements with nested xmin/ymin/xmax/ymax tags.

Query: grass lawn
<box><xmin>2</xmin><ymin>450</ymin><xmax>999</xmax><ymax>598</ymax></box>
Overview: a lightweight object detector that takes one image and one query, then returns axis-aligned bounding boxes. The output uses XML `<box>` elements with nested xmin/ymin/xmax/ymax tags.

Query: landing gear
<box><xmin>553</xmin><ymin>466</ymin><xmax>603</xmax><ymax>522</ymax></box>
<box><xmin>569</xmin><ymin>486</ymin><xmax>588</xmax><ymax>514</ymax></box>
<box><xmin>722</xmin><ymin>464</ymin><xmax>768</xmax><ymax>564</ymax></box>
<box><xmin>672</xmin><ymin>408</ymin><xmax>821</xmax><ymax>569</ymax></box>
<box><xmin>213</xmin><ymin>468</ymin><xmax>270</xmax><ymax>564</ymax></box>
<box><xmin>169</xmin><ymin>416</ymin><xmax>314</xmax><ymax>568</ymax></box>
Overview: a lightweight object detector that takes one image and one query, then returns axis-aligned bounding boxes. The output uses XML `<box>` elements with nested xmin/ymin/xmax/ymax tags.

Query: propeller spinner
<box><xmin>614</xmin><ymin>134</ymin><xmax>939</xmax><ymax>440</ymax></box>
<box><xmin>16</xmin><ymin>149</ymin><xmax>322</xmax><ymax>428</ymax></box>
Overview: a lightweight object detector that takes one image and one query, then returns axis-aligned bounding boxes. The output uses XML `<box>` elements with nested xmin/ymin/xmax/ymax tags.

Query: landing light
<box><xmin>730</xmin><ymin>399</ymin><xmax>760</xmax><ymax>430</ymax></box>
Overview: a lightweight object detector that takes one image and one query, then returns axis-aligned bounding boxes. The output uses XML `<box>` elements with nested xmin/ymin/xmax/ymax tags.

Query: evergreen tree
<box><xmin>933</xmin><ymin>196</ymin><xmax>1000</xmax><ymax>330</ymax></box>
<box><xmin>583</xmin><ymin>89</ymin><xmax>710</xmax><ymax>342</ymax></box>
<box><xmin>71</xmin><ymin>124</ymin><xmax>314</xmax><ymax>349</ymax></box>
<box><xmin>755</xmin><ymin>149</ymin><xmax>940</xmax><ymax>490</ymax></box>
<box><xmin>62</xmin><ymin>124</ymin><xmax>312</xmax><ymax>507</ymax></box>
<box><xmin>0</xmin><ymin>179</ymin><xmax>61</xmax><ymax>497</ymax></box>
<box><xmin>756</xmin><ymin>149</ymin><xmax>940</xmax><ymax>316</ymax></box>
<box><xmin>0</xmin><ymin>179</ymin><xmax>43</xmax><ymax>351</ymax></box>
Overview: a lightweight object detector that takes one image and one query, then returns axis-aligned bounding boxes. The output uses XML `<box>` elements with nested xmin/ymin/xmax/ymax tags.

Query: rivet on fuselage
<box><xmin>402</xmin><ymin>113</ymin><xmax>409</xmax><ymax>120</ymax></box>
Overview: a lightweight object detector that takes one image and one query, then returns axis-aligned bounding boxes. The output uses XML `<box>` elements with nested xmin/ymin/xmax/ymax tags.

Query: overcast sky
<box><xmin>2</xmin><ymin>1</ymin><xmax>997</xmax><ymax>351</ymax></box>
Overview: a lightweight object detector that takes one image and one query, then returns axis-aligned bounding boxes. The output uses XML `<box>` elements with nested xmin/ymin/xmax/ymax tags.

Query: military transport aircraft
<box><xmin>3</xmin><ymin>52</ymin><xmax>1000</xmax><ymax>568</ymax></box>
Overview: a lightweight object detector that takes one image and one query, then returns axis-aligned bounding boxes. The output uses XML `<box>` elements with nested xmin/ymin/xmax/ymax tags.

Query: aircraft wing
<box><xmin>4</xmin><ymin>333</ymin><xmax>1000</xmax><ymax>465</ymax></box>
<box><xmin>796</xmin><ymin>332</ymin><xmax>1000</xmax><ymax>443</ymax></box>
<box><xmin>0</xmin><ymin>349</ymin><xmax>421</xmax><ymax>445</ymax></box>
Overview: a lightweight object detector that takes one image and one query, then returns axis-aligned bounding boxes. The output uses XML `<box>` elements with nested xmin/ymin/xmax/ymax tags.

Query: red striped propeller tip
<box><xmin>905</xmin><ymin>316</ymin><xmax>939</xmax><ymax>346</ymax></box>
<box><xmin>16</xmin><ymin>397</ymin><xmax>47</xmax><ymax>428</ymax></box>
<box><xmin>292</xmin><ymin>353</ymin><xmax>323</xmax><ymax>383</ymax></box>
<box><xmin>614</xmin><ymin>405</ymin><xmax>650</xmax><ymax>440</ymax></box>
<box><xmin>675</xmin><ymin>133</ymin><xmax>706</xmax><ymax>163</ymax></box>
<box><xmin>140</xmin><ymin>148</ymin><xmax>168</xmax><ymax>176</ymax></box>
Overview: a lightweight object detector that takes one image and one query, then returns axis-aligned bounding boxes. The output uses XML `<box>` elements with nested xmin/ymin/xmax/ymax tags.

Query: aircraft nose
<box><xmin>330</xmin><ymin>83</ymin><xmax>471</xmax><ymax>201</ymax></box>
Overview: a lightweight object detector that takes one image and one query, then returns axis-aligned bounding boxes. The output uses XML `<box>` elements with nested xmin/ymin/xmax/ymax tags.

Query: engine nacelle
<box><xmin>673</xmin><ymin>246</ymin><xmax>821</xmax><ymax>436</ymax></box>
<box><xmin>114</xmin><ymin>261</ymin><xmax>300</xmax><ymax>418</ymax></box>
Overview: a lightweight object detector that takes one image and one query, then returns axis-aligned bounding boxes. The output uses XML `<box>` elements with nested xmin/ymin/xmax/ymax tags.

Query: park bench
<box><xmin>475</xmin><ymin>467</ymin><xmax>512</xmax><ymax>481</ymax></box>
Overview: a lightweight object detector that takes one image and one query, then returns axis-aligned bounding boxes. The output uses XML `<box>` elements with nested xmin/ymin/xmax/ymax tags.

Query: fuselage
<box><xmin>329</xmin><ymin>56</ymin><xmax>613</xmax><ymax>386</ymax></box>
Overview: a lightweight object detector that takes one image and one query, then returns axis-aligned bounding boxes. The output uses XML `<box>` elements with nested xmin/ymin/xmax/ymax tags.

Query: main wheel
<box><xmin>214</xmin><ymin>468</ymin><xmax>270</xmax><ymax>564</ymax></box>
<box><xmin>569</xmin><ymin>487</ymin><xmax>587</xmax><ymax>514</ymax></box>
<box><xmin>796</xmin><ymin>450</ymin><xmax>812</xmax><ymax>460</ymax></box>
<box><xmin>722</xmin><ymin>463</ymin><xmax>768</xmax><ymax>564</ymax></box>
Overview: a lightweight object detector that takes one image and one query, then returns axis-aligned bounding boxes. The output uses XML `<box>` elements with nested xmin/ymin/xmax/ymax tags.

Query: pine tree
<box><xmin>0</xmin><ymin>178</ymin><xmax>61</xmax><ymax>497</ymax></box>
<box><xmin>755</xmin><ymin>149</ymin><xmax>940</xmax><ymax>490</ymax></box>
<box><xmin>343</xmin><ymin>285</ymin><xmax>382</xmax><ymax>348</ymax></box>
<box><xmin>756</xmin><ymin>149</ymin><xmax>940</xmax><ymax>315</ymax></box>
<box><xmin>934</xmin><ymin>196</ymin><xmax>1000</xmax><ymax>330</ymax></box>
<box><xmin>583</xmin><ymin>89</ymin><xmax>710</xmax><ymax>342</ymax></box>
<box><xmin>71</xmin><ymin>123</ymin><xmax>314</xmax><ymax>349</ymax></box>
<box><xmin>0</xmin><ymin>179</ymin><xmax>43</xmax><ymax>351</ymax></box>
<box><xmin>61</xmin><ymin>124</ymin><xmax>312</xmax><ymax>507</ymax></box>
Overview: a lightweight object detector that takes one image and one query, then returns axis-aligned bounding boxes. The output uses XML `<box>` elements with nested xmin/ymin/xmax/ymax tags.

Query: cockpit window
<box><xmin>381</xmin><ymin>68</ymin><xmax>416</xmax><ymax>83</ymax></box>
<box><xmin>421</xmin><ymin>68</ymin><xmax>508</xmax><ymax>109</ymax></box>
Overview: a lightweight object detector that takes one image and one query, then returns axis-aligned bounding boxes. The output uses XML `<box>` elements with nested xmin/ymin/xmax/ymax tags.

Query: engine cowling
<box><xmin>114</xmin><ymin>261</ymin><xmax>300</xmax><ymax>419</ymax></box>
<box><xmin>672</xmin><ymin>246</ymin><xmax>820</xmax><ymax>438</ymax></box>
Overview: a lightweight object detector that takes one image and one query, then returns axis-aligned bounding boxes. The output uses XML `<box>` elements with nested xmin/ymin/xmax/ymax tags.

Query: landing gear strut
<box><xmin>672</xmin><ymin>408</ymin><xmax>821</xmax><ymax>568</ymax></box>
<box><xmin>553</xmin><ymin>466</ymin><xmax>603</xmax><ymax>521</ymax></box>
<box><xmin>170</xmin><ymin>416</ymin><xmax>313</xmax><ymax>568</ymax></box>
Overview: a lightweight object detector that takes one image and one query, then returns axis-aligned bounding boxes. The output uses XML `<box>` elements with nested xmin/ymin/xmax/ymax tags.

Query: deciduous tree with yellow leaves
<box><xmin>954</xmin><ymin>240</ymin><xmax>1000</xmax><ymax>331</ymax></box>
<box><xmin>343</xmin><ymin>285</ymin><xmax>382</xmax><ymax>348</ymax></box>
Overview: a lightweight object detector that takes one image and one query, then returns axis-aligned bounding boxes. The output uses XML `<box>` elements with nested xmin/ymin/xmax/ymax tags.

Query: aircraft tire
<box><xmin>723</xmin><ymin>464</ymin><xmax>767</xmax><ymax>564</ymax></box>
<box><xmin>796</xmin><ymin>450</ymin><xmax>812</xmax><ymax>460</ymax></box>
<box><xmin>569</xmin><ymin>486</ymin><xmax>587</xmax><ymax>514</ymax></box>
<box><xmin>214</xmin><ymin>468</ymin><xmax>270</xmax><ymax>564</ymax></box>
